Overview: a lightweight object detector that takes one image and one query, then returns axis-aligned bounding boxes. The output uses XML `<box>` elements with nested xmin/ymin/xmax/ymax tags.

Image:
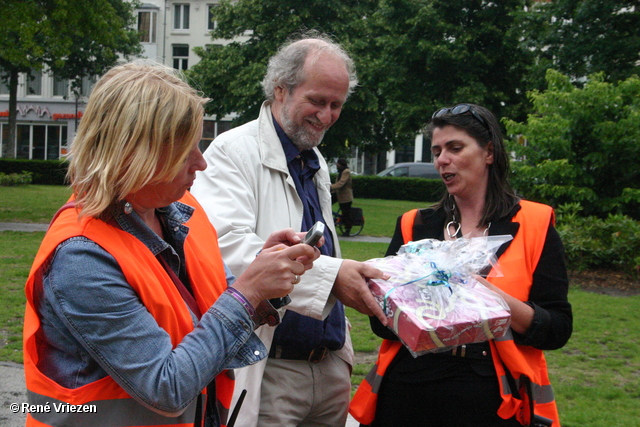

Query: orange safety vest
<box><xmin>350</xmin><ymin>201</ymin><xmax>561</xmax><ymax>426</ymax></box>
<box><xmin>23</xmin><ymin>191</ymin><xmax>234</xmax><ymax>427</ymax></box>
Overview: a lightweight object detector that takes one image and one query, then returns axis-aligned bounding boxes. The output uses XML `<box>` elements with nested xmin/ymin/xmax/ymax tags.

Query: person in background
<box><xmin>23</xmin><ymin>61</ymin><xmax>319</xmax><ymax>427</ymax></box>
<box><xmin>191</xmin><ymin>32</ymin><xmax>387</xmax><ymax>427</ymax></box>
<box><xmin>351</xmin><ymin>103</ymin><xmax>572</xmax><ymax>427</ymax></box>
<box><xmin>331</xmin><ymin>158</ymin><xmax>354</xmax><ymax>236</ymax></box>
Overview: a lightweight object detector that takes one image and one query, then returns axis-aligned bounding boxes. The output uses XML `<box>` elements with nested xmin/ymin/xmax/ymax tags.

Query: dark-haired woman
<box><xmin>351</xmin><ymin>104</ymin><xmax>572</xmax><ymax>427</ymax></box>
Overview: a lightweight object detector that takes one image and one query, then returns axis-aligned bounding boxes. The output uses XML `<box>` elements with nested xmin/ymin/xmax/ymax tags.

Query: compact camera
<box><xmin>303</xmin><ymin>221</ymin><xmax>325</xmax><ymax>247</ymax></box>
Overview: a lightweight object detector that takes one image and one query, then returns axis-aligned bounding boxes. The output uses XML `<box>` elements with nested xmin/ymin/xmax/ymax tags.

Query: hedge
<box><xmin>333</xmin><ymin>174</ymin><xmax>445</xmax><ymax>202</ymax></box>
<box><xmin>0</xmin><ymin>160</ymin><xmax>446</xmax><ymax>200</ymax></box>
<box><xmin>0</xmin><ymin>159</ymin><xmax>68</xmax><ymax>185</ymax></box>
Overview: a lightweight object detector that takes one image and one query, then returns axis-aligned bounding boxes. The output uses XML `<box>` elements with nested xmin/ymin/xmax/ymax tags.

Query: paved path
<box><xmin>0</xmin><ymin>222</ymin><xmax>48</xmax><ymax>232</ymax></box>
<box><xmin>0</xmin><ymin>222</ymin><xmax>372</xmax><ymax>426</ymax></box>
<box><xmin>0</xmin><ymin>362</ymin><xmax>27</xmax><ymax>427</ymax></box>
<box><xmin>0</xmin><ymin>222</ymin><xmax>390</xmax><ymax>244</ymax></box>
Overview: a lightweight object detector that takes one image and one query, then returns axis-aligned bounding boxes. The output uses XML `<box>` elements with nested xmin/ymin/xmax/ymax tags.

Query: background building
<box><xmin>0</xmin><ymin>0</ymin><xmax>246</xmax><ymax>160</ymax></box>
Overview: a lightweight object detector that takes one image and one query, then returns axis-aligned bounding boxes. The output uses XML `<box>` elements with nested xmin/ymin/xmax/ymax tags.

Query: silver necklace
<box><xmin>446</xmin><ymin>218</ymin><xmax>491</xmax><ymax>239</ymax></box>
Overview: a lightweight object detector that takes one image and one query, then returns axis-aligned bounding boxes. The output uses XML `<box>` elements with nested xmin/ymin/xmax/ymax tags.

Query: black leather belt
<box><xmin>269</xmin><ymin>345</ymin><xmax>330</xmax><ymax>363</ymax></box>
<box><xmin>440</xmin><ymin>343</ymin><xmax>491</xmax><ymax>360</ymax></box>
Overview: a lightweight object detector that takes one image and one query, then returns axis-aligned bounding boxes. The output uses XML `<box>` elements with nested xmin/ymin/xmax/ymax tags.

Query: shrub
<box><xmin>0</xmin><ymin>159</ymin><xmax>68</xmax><ymax>185</ymax></box>
<box><xmin>556</xmin><ymin>203</ymin><xmax>640</xmax><ymax>276</ymax></box>
<box><xmin>0</xmin><ymin>171</ymin><xmax>33</xmax><ymax>186</ymax></box>
<box><xmin>505</xmin><ymin>72</ymin><xmax>640</xmax><ymax>220</ymax></box>
<box><xmin>331</xmin><ymin>174</ymin><xmax>445</xmax><ymax>203</ymax></box>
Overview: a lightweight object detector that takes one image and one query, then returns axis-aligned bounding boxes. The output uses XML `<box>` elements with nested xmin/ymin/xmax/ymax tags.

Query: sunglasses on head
<box><xmin>432</xmin><ymin>104</ymin><xmax>489</xmax><ymax>131</ymax></box>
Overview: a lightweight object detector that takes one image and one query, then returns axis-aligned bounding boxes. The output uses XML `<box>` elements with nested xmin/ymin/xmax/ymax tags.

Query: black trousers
<box><xmin>339</xmin><ymin>201</ymin><xmax>352</xmax><ymax>230</ymax></box>
<box><xmin>366</xmin><ymin>361</ymin><xmax>522</xmax><ymax>427</ymax></box>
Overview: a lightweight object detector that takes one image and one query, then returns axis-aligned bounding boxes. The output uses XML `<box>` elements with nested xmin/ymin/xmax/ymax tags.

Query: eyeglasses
<box><xmin>432</xmin><ymin>104</ymin><xmax>489</xmax><ymax>131</ymax></box>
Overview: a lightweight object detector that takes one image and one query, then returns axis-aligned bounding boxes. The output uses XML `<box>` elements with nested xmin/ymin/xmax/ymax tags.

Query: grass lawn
<box><xmin>344</xmin><ymin>198</ymin><xmax>426</xmax><ymax>237</ymax></box>
<box><xmin>1</xmin><ymin>185</ymin><xmax>639</xmax><ymax>426</ymax></box>
<box><xmin>0</xmin><ymin>185</ymin><xmax>72</xmax><ymax>223</ymax></box>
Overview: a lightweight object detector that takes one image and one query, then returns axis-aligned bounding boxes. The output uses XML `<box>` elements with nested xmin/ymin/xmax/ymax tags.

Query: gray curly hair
<box><xmin>261</xmin><ymin>31</ymin><xmax>358</xmax><ymax>101</ymax></box>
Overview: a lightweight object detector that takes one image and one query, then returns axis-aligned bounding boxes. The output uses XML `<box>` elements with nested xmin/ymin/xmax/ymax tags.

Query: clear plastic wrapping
<box><xmin>367</xmin><ymin>235</ymin><xmax>513</xmax><ymax>357</ymax></box>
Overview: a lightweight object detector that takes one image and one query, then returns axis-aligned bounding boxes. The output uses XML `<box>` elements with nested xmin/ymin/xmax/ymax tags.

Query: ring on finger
<box><xmin>292</xmin><ymin>274</ymin><xmax>300</xmax><ymax>285</ymax></box>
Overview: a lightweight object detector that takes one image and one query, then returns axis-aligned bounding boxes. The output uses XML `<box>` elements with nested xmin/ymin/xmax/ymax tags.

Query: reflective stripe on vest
<box><xmin>349</xmin><ymin>339</ymin><xmax>402</xmax><ymax>425</ymax></box>
<box><xmin>349</xmin><ymin>201</ymin><xmax>560</xmax><ymax>426</ymax></box>
<box><xmin>26</xmin><ymin>390</ymin><xmax>202</xmax><ymax>427</ymax></box>
<box><xmin>24</xmin><ymin>191</ymin><xmax>233</xmax><ymax>427</ymax></box>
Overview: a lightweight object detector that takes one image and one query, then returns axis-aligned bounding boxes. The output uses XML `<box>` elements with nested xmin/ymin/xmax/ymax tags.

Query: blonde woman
<box><xmin>23</xmin><ymin>62</ymin><xmax>318</xmax><ymax>427</ymax></box>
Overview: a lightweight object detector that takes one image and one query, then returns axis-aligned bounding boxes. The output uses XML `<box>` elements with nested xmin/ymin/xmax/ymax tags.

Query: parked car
<box><xmin>377</xmin><ymin>162</ymin><xmax>440</xmax><ymax>179</ymax></box>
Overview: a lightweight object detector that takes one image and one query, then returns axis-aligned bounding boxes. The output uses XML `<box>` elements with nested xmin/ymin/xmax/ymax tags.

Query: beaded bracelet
<box><xmin>225</xmin><ymin>287</ymin><xmax>261</xmax><ymax>326</ymax></box>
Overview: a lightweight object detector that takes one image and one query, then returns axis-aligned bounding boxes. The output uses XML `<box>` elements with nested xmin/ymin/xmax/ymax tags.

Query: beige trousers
<box><xmin>257</xmin><ymin>351</ymin><xmax>351</xmax><ymax>427</ymax></box>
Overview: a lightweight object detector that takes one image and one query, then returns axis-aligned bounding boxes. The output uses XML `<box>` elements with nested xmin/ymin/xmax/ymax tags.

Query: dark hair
<box><xmin>425</xmin><ymin>103</ymin><xmax>519</xmax><ymax>226</ymax></box>
<box><xmin>336</xmin><ymin>158</ymin><xmax>348</xmax><ymax>181</ymax></box>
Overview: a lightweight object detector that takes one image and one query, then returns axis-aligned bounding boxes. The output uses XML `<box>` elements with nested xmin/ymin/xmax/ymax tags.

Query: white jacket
<box><xmin>191</xmin><ymin>102</ymin><xmax>353</xmax><ymax>427</ymax></box>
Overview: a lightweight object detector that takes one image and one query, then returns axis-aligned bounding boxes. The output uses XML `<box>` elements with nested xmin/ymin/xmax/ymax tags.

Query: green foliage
<box><xmin>189</xmin><ymin>0</ymin><xmax>533</xmax><ymax>157</ymax></box>
<box><xmin>0</xmin><ymin>0</ymin><xmax>142</xmax><ymax>158</ymax></box>
<box><xmin>47</xmin><ymin>0</ymin><xmax>142</xmax><ymax>85</ymax></box>
<box><xmin>0</xmin><ymin>171</ymin><xmax>32</xmax><ymax>186</ymax></box>
<box><xmin>510</xmin><ymin>159</ymin><xmax>598</xmax><ymax>206</ymax></box>
<box><xmin>357</xmin><ymin>0</ymin><xmax>533</xmax><ymax>133</ymax></box>
<box><xmin>349</xmin><ymin>175</ymin><xmax>444</xmax><ymax>203</ymax></box>
<box><xmin>0</xmin><ymin>159</ymin><xmax>68</xmax><ymax>185</ymax></box>
<box><xmin>188</xmin><ymin>0</ymin><xmax>385</xmax><ymax>158</ymax></box>
<box><xmin>0</xmin><ymin>0</ymin><xmax>140</xmax><ymax>75</ymax></box>
<box><xmin>556</xmin><ymin>204</ymin><xmax>640</xmax><ymax>275</ymax></box>
<box><xmin>520</xmin><ymin>0</ymin><xmax>640</xmax><ymax>84</ymax></box>
<box><xmin>505</xmin><ymin>71</ymin><xmax>640</xmax><ymax>218</ymax></box>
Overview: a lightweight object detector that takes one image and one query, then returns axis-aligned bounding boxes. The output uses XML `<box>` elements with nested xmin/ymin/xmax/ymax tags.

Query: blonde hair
<box><xmin>67</xmin><ymin>61</ymin><xmax>208</xmax><ymax>219</ymax></box>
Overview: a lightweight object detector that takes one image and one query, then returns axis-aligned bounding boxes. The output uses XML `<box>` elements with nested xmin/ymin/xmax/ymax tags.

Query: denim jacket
<box><xmin>36</xmin><ymin>201</ymin><xmax>266</xmax><ymax>416</ymax></box>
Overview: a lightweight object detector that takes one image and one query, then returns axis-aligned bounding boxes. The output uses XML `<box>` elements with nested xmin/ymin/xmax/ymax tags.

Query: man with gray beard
<box><xmin>191</xmin><ymin>33</ymin><xmax>387</xmax><ymax>427</ymax></box>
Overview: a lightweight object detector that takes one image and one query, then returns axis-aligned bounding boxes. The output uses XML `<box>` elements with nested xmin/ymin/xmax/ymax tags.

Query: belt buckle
<box><xmin>308</xmin><ymin>347</ymin><xmax>328</xmax><ymax>363</ymax></box>
<box><xmin>452</xmin><ymin>344</ymin><xmax>466</xmax><ymax>357</ymax></box>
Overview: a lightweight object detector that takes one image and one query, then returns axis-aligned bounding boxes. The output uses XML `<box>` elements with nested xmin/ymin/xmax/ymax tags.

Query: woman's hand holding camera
<box><xmin>233</xmin><ymin>229</ymin><xmax>320</xmax><ymax>308</ymax></box>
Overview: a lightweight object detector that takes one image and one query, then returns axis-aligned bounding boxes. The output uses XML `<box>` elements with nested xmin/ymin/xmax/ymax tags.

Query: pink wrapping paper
<box><xmin>367</xmin><ymin>236</ymin><xmax>512</xmax><ymax>357</ymax></box>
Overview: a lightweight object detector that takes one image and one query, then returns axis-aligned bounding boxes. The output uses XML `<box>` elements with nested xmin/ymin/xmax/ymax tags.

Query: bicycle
<box><xmin>333</xmin><ymin>206</ymin><xmax>365</xmax><ymax>237</ymax></box>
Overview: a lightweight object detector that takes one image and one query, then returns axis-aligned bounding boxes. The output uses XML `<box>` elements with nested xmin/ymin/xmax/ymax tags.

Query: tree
<box><xmin>355</xmin><ymin>0</ymin><xmax>533</xmax><ymax>139</ymax></box>
<box><xmin>188</xmin><ymin>0</ymin><xmax>533</xmax><ymax>158</ymax></box>
<box><xmin>0</xmin><ymin>0</ymin><xmax>141</xmax><ymax>158</ymax></box>
<box><xmin>188</xmin><ymin>0</ymin><xmax>384</xmax><ymax>158</ymax></box>
<box><xmin>519</xmin><ymin>0</ymin><xmax>640</xmax><ymax>84</ymax></box>
<box><xmin>504</xmin><ymin>70</ymin><xmax>640</xmax><ymax>219</ymax></box>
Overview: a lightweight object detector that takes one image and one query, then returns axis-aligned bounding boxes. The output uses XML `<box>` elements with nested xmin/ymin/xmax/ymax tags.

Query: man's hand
<box><xmin>332</xmin><ymin>259</ymin><xmax>389</xmax><ymax>326</ymax></box>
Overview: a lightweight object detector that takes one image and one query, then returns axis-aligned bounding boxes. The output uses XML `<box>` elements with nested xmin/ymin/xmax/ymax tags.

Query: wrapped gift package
<box><xmin>367</xmin><ymin>236</ymin><xmax>513</xmax><ymax>357</ymax></box>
